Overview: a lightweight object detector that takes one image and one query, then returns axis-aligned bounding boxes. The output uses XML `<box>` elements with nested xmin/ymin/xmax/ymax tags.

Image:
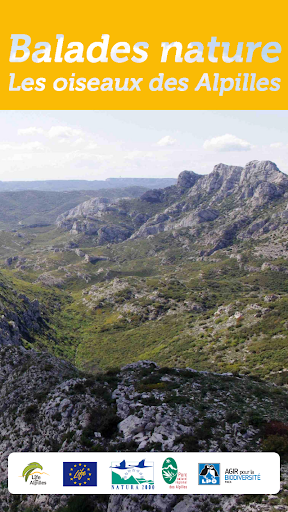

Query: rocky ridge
<box><xmin>132</xmin><ymin>161</ymin><xmax>288</xmax><ymax>246</ymax></box>
<box><xmin>55</xmin><ymin>161</ymin><xmax>288</xmax><ymax>253</ymax></box>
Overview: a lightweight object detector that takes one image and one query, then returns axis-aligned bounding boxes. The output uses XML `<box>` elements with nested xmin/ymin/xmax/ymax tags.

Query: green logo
<box><xmin>162</xmin><ymin>457</ymin><xmax>178</xmax><ymax>484</ymax></box>
<box><xmin>111</xmin><ymin>459</ymin><xmax>154</xmax><ymax>488</ymax></box>
<box><xmin>22</xmin><ymin>462</ymin><xmax>43</xmax><ymax>482</ymax></box>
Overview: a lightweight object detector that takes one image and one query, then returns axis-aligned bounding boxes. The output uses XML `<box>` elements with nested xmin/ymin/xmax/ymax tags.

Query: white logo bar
<box><xmin>8</xmin><ymin>452</ymin><xmax>280</xmax><ymax>495</ymax></box>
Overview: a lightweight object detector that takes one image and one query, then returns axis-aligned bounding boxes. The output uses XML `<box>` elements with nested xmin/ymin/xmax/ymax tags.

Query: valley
<box><xmin>1</xmin><ymin>159</ymin><xmax>288</xmax><ymax>511</ymax></box>
<box><xmin>0</xmin><ymin>160</ymin><xmax>288</xmax><ymax>381</ymax></box>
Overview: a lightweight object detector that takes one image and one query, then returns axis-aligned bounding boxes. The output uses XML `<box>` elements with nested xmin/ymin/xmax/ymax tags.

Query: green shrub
<box><xmin>24</xmin><ymin>403</ymin><xmax>39</xmax><ymax>423</ymax></box>
<box><xmin>261</xmin><ymin>435</ymin><xmax>288</xmax><ymax>458</ymax></box>
<box><xmin>81</xmin><ymin>406</ymin><xmax>120</xmax><ymax>446</ymax></box>
<box><xmin>57</xmin><ymin>495</ymin><xmax>109</xmax><ymax>512</ymax></box>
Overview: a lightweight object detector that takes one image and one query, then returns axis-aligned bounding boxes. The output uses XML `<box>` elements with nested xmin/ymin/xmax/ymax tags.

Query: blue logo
<box><xmin>199</xmin><ymin>463</ymin><xmax>220</xmax><ymax>485</ymax></box>
<box><xmin>63</xmin><ymin>462</ymin><xmax>97</xmax><ymax>487</ymax></box>
<box><xmin>110</xmin><ymin>459</ymin><xmax>154</xmax><ymax>489</ymax></box>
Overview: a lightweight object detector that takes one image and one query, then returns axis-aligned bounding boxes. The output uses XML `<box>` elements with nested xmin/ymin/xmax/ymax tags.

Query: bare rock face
<box><xmin>141</xmin><ymin>189</ymin><xmax>164</xmax><ymax>203</ymax></box>
<box><xmin>56</xmin><ymin>197</ymin><xmax>120</xmax><ymax>233</ymax></box>
<box><xmin>141</xmin><ymin>171</ymin><xmax>201</xmax><ymax>204</ymax></box>
<box><xmin>132</xmin><ymin>204</ymin><xmax>220</xmax><ymax>240</ymax></box>
<box><xmin>205</xmin><ymin>218</ymin><xmax>249</xmax><ymax>256</ymax></box>
<box><xmin>56</xmin><ymin>196</ymin><xmax>134</xmax><ymax>244</ymax></box>
<box><xmin>130</xmin><ymin>213</ymin><xmax>172</xmax><ymax>239</ymax></box>
<box><xmin>1</xmin><ymin>351</ymin><xmax>287</xmax><ymax>511</ymax></box>
<box><xmin>132</xmin><ymin>212</ymin><xmax>150</xmax><ymax>226</ymax></box>
<box><xmin>188</xmin><ymin>160</ymin><xmax>288</xmax><ymax>207</ymax></box>
<box><xmin>245</xmin><ymin>218</ymin><xmax>269</xmax><ymax>236</ymax></box>
<box><xmin>133</xmin><ymin>160</ymin><xmax>288</xmax><ymax>242</ymax></box>
<box><xmin>97</xmin><ymin>225</ymin><xmax>134</xmax><ymax>245</ymax></box>
<box><xmin>240</xmin><ymin>160</ymin><xmax>288</xmax><ymax>188</ymax></box>
<box><xmin>177</xmin><ymin>208</ymin><xmax>219</xmax><ymax>228</ymax></box>
<box><xmin>239</xmin><ymin>161</ymin><xmax>288</xmax><ymax>206</ymax></box>
<box><xmin>176</xmin><ymin>170</ymin><xmax>201</xmax><ymax>189</ymax></box>
<box><xmin>250</xmin><ymin>180</ymin><xmax>284</xmax><ymax>206</ymax></box>
<box><xmin>189</xmin><ymin>163</ymin><xmax>243</xmax><ymax>201</ymax></box>
<box><xmin>0</xmin><ymin>292</ymin><xmax>42</xmax><ymax>346</ymax></box>
<box><xmin>56</xmin><ymin>197</ymin><xmax>112</xmax><ymax>229</ymax></box>
<box><xmin>68</xmin><ymin>219</ymin><xmax>133</xmax><ymax>244</ymax></box>
<box><xmin>55</xmin><ymin>161</ymin><xmax>288</xmax><ymax>251</ymax></box>
<box><xmin>70</xmin><ymin>219</ymin><xmax>100</xmax><ymax>235</ymax></box>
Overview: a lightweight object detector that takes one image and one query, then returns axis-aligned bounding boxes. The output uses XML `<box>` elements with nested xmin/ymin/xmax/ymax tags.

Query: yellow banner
<box><xmin>1</xmin><ymin>0</ymin><xmax>286</xmax><ymax>109</ymax></box>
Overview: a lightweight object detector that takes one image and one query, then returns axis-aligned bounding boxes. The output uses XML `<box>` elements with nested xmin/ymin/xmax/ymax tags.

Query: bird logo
<box><xmin>111</xmin><ymin>460</ymin><xmax>154</xmax><ymax>485</ymax></box>
<box><xmin>199</xmin><ymin>464</ymin><xmax>219</xmax><ymax>477</ymax></box>
<box><xmin>199</xmin><ymin>463</ymin><xmax>220</xmax><ymax>485</ymax></box>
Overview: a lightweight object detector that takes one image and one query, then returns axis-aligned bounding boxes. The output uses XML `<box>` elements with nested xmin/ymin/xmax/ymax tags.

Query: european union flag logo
<box><xmin>63</xmin><ymin>462</ymin><xmax>97</xmax><ymax>487</ymax></box>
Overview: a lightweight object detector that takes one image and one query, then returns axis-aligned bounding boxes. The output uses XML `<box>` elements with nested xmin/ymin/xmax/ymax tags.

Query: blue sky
<box><xmin>0</xmin><ymin>110</ymin><xmax>287</xmax><ymax>181</ymax></box>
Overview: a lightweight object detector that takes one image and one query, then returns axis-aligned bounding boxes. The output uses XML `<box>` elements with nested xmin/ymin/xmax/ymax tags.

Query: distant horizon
<box><xmin>0</xmin><ymin>176</ymin><xmax>177</xmax><ymax>182</ymax></box>
<box><xmin>0</xmin><ymin>156</ymin><xmax>286</xmax><ymax>183</ymax></box>
<box><xmin>0</xmin><ymin>110</ymin><xmax>288</xmax><ymax>181</ymax></box>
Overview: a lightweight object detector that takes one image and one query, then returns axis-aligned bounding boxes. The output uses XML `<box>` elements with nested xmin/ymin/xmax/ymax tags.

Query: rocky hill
<box><xmin>132</xmin><ymin>160</ymin><xmax>288</xmax><ymax>243</ymax></box>
<box><xmin>0</xmin><ymin>187</ymin><xmax>149</xmax><ymax>231</ymax></box>
<box><xmin>0</xmin><ymin>161</ymin><xmax>288</xmax><ymax>511</ymax></box>
<box><xmin>1</xmin><ymin>161</ymin><xmax>288</xmax><ymax>380</ymax></box>
<box><xmin>55</xmin><ymin>161</ymin><xmax>288</xmax><ymax>251</ymax></box>
<box><xmin>1</xmin><ymin>349</ymin><xmax>288</xmax><ymax>511</ymax></box>
<box><xmin>55</xmin><ymin>170</ymin><xmax>203</xmax><ymax>242</ymax></box>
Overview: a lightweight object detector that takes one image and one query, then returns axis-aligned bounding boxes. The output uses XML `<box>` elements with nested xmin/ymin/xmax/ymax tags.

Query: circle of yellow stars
<box><xmin>68</xmin><ymin>463</ymin><xmax>92</xmax><ymax>485</ymax></box>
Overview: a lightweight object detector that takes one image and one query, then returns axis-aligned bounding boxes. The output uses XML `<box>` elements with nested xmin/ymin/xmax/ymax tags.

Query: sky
<box><xmin>0</xmin><ymin>110</ymin><xmax>287</xmax><ymax>181</ymax></box>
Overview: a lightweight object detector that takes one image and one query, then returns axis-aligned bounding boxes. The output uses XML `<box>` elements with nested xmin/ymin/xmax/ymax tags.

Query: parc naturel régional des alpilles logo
<box><xmin>21</xmin><ymin>462</ymin><xmax>49</xmax><ymax>485</ymax></box>
<box><xmin>162</xmin><ymin>458</ymin><xmax>178</xmax><ymax>484</ymax></box>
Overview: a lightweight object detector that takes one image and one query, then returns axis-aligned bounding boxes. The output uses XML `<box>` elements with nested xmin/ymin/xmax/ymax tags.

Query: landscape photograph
<box><xmin>1</xmin><ymin>110</ymin><xmax>288</xmax><ymax>510</ymax></box>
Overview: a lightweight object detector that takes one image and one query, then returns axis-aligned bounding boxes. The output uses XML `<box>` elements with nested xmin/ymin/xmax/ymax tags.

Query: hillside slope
<box><xmin>0</xmin><ymin>350</ymin><xmax>288</xmax><ymax>511</ymax></box>
<box><xmin>1</xmin><ymin>161</ymin><xmax>288</xmax><ymax>381</ymax></box>
<box><xmin>0</xmin><ymin>187</ymin><xmax>148</xmax><ymax>230</ymax></box>
<box><xmin>0</xmin><ymin>162</ymin><xmax>288</xmax><ymax>511</ymax></box>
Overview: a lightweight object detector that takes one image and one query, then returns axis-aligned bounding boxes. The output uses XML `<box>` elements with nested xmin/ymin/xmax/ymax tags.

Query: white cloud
<box><xmin>157</xmin><ymin>135</ymin><xmax>176</xmax><ymax>147</ymax></box>
<box><xmin>203</xmin><ymin>133</ymin><xmax>253</xmax><ymax>152</ymax></box>
<box><xmin>85</xmin><ymin>142</ymin><xmax>99</xmax><ymax>150</ymax></box>
<box><xmin>20</xmin><ymin>141</ymin><xmax>46</xmax><ymax>151</ymax></box>
<box><xmin>124</xmin><ymin>150</ymin><xmax>154</xmax><ymax>160</ymax></box>
<box><xmin>81</xmin><ymin>153</ymin><xmax>112</xmax><ymax>162</ymax></box>
<box><xmin>2</xmin><ymin>154</ymin><xmax>33</xmax><ymax>162</ymax></box>
<box><xmin>124</xmin><ymin>150</ymin><xmax>142</xmax><ymax>160</ymax></box>
<box><xmin>18</xmin><ymin>127</ymin><xmax>45</xmax><ymax>136</ymax></box>
<box><xmin>0</xmin><ymin>141</ymin><xmax>46</xmax><ymax>151</ymax></box>
<box><xmin>74</xmin><ymin>138</ymin><xmax>85</xmax><ymax>146</ymax></box>
<box><xmin>48</xmin><ymin>126</ymin><xmax>83</xmax><ymax>139</ymax></box>
<box><xmin>64</xmin><ymin>151</ymin><xmax>112</xmax><ymax>163</ymax></box>
<box><xmin>270</xmin><ymin>142</ymin><xmax>284</xmax><ymax>149</ymax></box>
<box><xmin>0</xmin><ymin>143</ymin><xmax>16</xmax><ymax>151</ymax></box>
<box><xmin>57</xmin><ymin>136</ymin><xmax>86</xmax><ymax>146</ymax></box>
<box><xmin>18</xmin><ymin>125</ymin><xmax>85</xmax><ymax>143</ymax></box>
